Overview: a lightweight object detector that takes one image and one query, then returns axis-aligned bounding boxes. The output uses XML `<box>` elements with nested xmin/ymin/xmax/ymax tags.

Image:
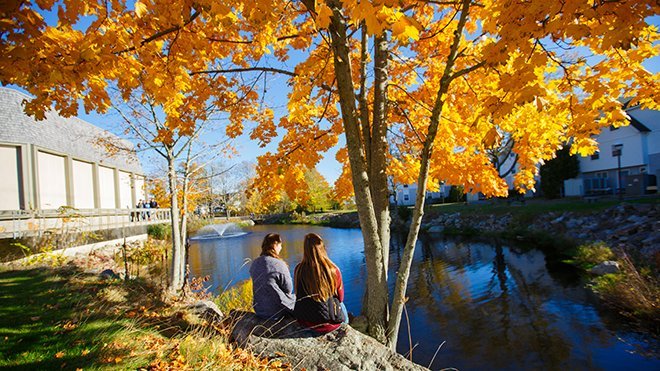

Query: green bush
<box><xmin>573</xmin><ymin>241</ymin><xmax>614</xmax><ymax>268</ymax></box>
<box><xmin>448</xmin><ymin>185</ymin><xmax>466</xmax><ymax>203</ymax></box>
<box><xmin>147</xmin><ymin>223</ymin><xmax>171</xmax><ymax>240</ymax></box>
<box><xmin>397</xmin><ymin>206</ymin><xmax>412</xmax><ymax>221</ymax></box>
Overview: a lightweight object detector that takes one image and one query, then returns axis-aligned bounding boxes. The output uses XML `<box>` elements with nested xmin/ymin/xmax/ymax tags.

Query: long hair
<box><xmin>261</xmin><ymin>233</ymin><xmax>282</xmax><ymax>259</ymax></box>
<box><xmin>294</xmin><ymin>233</ymin><xmax>337</xmax><ymax>302</ymax></box>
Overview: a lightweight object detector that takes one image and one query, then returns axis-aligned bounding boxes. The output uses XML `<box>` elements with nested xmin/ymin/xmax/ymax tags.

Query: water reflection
<box><xmin>189</xmin><ymin>224</ymin><xmax>659</xmax><ymax>370</ymax></box>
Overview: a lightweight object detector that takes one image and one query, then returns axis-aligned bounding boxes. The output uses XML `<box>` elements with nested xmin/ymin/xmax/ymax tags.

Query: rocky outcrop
<box><xmin>423</xmin><ymin>202</ymin><xmax>660</xmax><ymax>266</ymax></box>
<box><xmin>229</xmin><ymin>311</ymin><xmax>426</xmax><ymax>370</ymax></box>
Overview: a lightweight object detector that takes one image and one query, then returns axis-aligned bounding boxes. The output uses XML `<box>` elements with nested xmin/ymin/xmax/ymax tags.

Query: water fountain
<box><xmin>190</xmin><ymin>222</ymin><xmax>249</xmax><ymax>240</ymax></box>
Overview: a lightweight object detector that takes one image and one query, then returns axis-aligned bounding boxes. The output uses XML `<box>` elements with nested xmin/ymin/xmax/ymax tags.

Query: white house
<box><xmin>392</xmin><ymin>183</ymin><xmax>452</xmax><ymax>206</ymax></box>
<box><xmin>566</xmin><ymin>101</ymin><xmax>660</xmax><ymax>196</ymax></box>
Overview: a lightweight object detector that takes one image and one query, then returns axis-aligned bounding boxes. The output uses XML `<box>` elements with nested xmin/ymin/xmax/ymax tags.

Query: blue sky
<box><xmin>10</xmin><ymin>10</ymin><xmax>660</xmax><ymax>185</ymax></box>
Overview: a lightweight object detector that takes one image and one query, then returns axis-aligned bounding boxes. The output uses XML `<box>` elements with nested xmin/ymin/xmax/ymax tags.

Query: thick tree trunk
<box><xmin>167</xmin><ymin>154</ymin><xmax>184</xmax><ymax>292</ymax></box>
<box><xmin>371</xmin><ymin>33</ymin><xmax>391</xmax><ymax>276</ymax></box>
<box><xmin>386</xmin><ymin>0</ymin><xmax>473</xmax><ymax>348</ymax></box>
<box><xmin>326</xmin><ymin>0</ymin><xmax>389</xmax><ymax>342</ymax></box>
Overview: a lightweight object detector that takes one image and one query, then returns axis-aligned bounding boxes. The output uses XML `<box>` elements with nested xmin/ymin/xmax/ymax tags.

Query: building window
<box><xmin>596</xmin><ymin>172</ymin><xmax>608</xmax><ymax>179</ymax></box>
<box><xmin>591</xmin><ymin>151</ymin><xmax>600</xmax><ymax>160</ymax></box>
<box><xmin>403</xmin><ymin>195</ymin><xmax>409</xmax><ymax>201</ymax></box>
<box><xmin>641</xmin><ymin>167</ymin><xmax>647</xmax><ymax>173</ymax></box>
<box><xmin>403</xmin><ymin>184</ymin><xmax>408</xmax><ymax>188</ymax></box>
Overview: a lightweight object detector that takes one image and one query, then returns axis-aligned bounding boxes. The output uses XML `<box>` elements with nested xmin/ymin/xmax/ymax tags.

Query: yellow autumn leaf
<box><xmin>80</xmin><ymin>47</ymin><xmax>95</xmax><ymax>61</ymax></box>
<box><xmin>316</xmin><ymin>3</ymin><xmax>332</xmax><ymax>29</ymax></box>
<box><xmin>392</xmin><ymin>18</ymin><xmax>419</xmax><ymax>42</ymax></box>
<box><xmin>483</xmin><ymin>127</ymin><xmax>502</xmax><ymax>148</ymax></box>
<box><xmin>134</xmin><ymin>1</ymin><xmax>147</xmax><ymax>18</ymax></box>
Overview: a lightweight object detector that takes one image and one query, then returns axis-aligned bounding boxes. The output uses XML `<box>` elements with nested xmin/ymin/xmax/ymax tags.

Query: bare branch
<box><xmin>190</xmin><ymin>67</ymin><xmax>297</xmax><ymax>77</ymax></box>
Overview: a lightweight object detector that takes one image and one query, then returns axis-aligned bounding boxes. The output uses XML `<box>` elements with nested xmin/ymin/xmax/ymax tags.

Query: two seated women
<box><xmin>249</xmin><ymin>232</ymin><xmax>348</xmax><ymax>334</ymax></box>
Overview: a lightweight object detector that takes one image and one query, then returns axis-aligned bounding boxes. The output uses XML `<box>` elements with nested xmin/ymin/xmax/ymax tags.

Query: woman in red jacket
<box><xmin>293</xmin><ymin>233</ymin><xmax>347</xmax><ymax>333</ymax></box>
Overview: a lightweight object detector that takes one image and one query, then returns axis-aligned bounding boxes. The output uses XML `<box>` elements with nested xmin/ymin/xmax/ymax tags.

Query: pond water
<box><xmin>188</xmin><ymin>224</ymin><xmax>659</xmax><ymax>370</ymax></box>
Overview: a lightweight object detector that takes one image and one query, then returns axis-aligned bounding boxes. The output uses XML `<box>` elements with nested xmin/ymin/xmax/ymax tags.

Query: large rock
<box><xmin>189</xmin><ymin>300</ymin><xmax>224</xmax><ymax>322</ymax></box>
<box><xmin>590</xmin><ymin>261</ymin><xmax>620</xmax><ymax>276</ymax></box>
<box><xmin>427</xmin><ymin>224</ymin><xmax>445</xmax><ymax>233</ymax></box>
<box><xmin>229</xmin><ymin>311</ymin><xmax>427</xmax><ymax>370</ymax></box>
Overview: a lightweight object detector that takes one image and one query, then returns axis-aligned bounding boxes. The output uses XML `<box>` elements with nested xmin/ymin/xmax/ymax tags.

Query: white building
<box><xmin>0</xmin><ymin>88</ymin><xmax>148</xmax><ymax>211</ymax></box>
<box><xmin>0</xmin><ymin>88</ymin><xmax>169</xmax><ymax>240</ymax></box>
<box><xmin>392</xmin><ymin>183</ymin><xmax>452</xmax><ymax>206</ymax></box>
<box><xmin>566</xmin><ymin>101</ymin><xmax>660</xmax><ymax>196</ymax></box>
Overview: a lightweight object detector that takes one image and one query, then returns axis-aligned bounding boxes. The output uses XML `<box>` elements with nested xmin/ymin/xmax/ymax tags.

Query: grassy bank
<box><xmin>0</xmin><ymin>265</ymin><xmax>278</xmax><ymax>370</ymax></box>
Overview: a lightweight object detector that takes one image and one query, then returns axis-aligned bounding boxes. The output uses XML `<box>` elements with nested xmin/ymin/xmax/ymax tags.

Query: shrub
<box><xmin>147</xmin><ymin>223</ymin><xmax>171</xmax><ymax>240</ymax></box>
<box><xmin>448</xmin><ymin>185</ymin><xmax>466</xmax><ymax>203</ymax></box>
<box><xmin>590</xmin><ymin>254</ymin><xmax>659</xmax><ymax>322</ymax></box>
<box><xmin>573</xmin><ymin>241</ymin><xmax>614</xmax><ymax>268</ymax></box>
<box><xmin>215</xmin><ymin>280</ymin><xmax>253</xmax><ymax>314</ymax></box>
<box><xmin>397</xmin><ymin>206</ymin><xmax>412</xmax><ymax>221</ymax></box>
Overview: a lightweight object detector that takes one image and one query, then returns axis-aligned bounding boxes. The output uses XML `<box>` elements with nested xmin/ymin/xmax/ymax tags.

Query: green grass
<box><xmin>0</xmin><ymin>266</ymin><xmax>281</xmax><ymax>370</ymax></box>
<box><xmin>0</xmin><ymin>268</ymin><xmax>165</xmax><ymax>370</ymax></box>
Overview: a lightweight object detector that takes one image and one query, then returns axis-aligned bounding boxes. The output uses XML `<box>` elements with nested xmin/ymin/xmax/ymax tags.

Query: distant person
<box><xmin>249</xmin><ymin>233</ymin><xmax>295</xmax><ymax>319</ymax></box>
<box><xmin>136</xmin><ymin>200</ymin><xmax>144</xmax><ymax>221</ymax></box>
<box><xmin>144</xmin><ymin>199</ymin><xmax>151</xmax><ymax>220</ymax></box>
<box><xmin>149</xmin><ymin>199</ymin><xmax>158</xmax><ymax>208</ymax></box>
<box><xmin>293</xmin><ymin>233</ymin><xmax>347</xmax><ymax>333</ymax></box>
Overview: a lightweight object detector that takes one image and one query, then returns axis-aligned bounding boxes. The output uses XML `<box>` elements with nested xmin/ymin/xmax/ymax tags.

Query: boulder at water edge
<box><xmin>229</xmin><ymin>311</ymin><xmax>427</xmax><ymax>370</ymax></box>
<box><xmin>590</xmin><ymin>261</ymin><xmax>620</xmax><ymax>275</ymax></box>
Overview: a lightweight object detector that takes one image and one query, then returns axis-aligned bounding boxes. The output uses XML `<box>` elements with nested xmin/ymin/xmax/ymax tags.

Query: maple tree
<box><xmin>2</xmin><ymin>0</ymin><xmax>658</xmax><ymax>349</ymax></box>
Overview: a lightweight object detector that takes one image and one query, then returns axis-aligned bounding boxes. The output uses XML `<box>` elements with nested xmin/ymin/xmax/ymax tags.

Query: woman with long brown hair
<box><xmin>249</xmin><ymin>233</ymin><xmax>295</xmax><ymax>319</ymax></box>
<box><xmin>293</xmin><ymin>233</ymin><xmax>347</xmax><ymax>333</ymax></box>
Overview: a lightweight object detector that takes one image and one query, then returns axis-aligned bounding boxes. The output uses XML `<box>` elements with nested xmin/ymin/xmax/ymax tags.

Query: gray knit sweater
<box><xmin>249</xmin><ymin>255</ymin><xmax>295</xmax><ymax>319</ymax></box>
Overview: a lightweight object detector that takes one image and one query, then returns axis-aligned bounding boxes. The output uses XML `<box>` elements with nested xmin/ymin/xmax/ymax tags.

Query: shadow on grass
<box><xmin>0</xmin><ymin>266</ymin><xmax>192</xmax><ymax>370</ymax></box>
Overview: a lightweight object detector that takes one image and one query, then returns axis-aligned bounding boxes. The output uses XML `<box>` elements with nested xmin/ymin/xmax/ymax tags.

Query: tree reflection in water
<box><xmin>189</xmin><ymin>225</ymin><xmax>659</xmax><ymax>370</ymax></box>
<box><xmin>391</xmin><ymin>233</ymin><xmax>653</xmax><ymax>370</ymax></box>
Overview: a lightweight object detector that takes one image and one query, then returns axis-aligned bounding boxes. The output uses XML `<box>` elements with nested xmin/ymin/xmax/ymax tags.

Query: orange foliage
<box><xmin>1</xmin><ymin>0</ymin><xmax>658</xmax><ymax>203</ymax></box>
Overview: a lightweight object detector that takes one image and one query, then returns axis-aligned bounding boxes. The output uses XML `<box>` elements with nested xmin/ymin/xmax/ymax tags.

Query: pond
<box><xmin>188</xmin><ymin>224</ymin><xmax>659</xmax><ymax>370</ymax></box>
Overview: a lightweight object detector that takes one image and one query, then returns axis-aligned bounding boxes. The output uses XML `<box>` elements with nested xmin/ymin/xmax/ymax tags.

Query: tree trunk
<box><xmin>167</xmin><ymin>153</ymin><xmax>184</xmax><ymax>292</ymax></box>
<box><xmin>371</xmin><ymin>33</ymin><xmax>391</xmax><ymax>277</ymax></box>
<box><xmin>326</xmin><ymin>0</ymin><xmax>389</xmax><ymax>342</ymax></box>
<box><xmin>180</xmin><ymin>173</ymin><xmax>189</xmax><ymax>291</ymax></box>
<box><xmin>386</xmin><ymin>0</ymin><xmax>473</xmax><ymax>348</ymax></box>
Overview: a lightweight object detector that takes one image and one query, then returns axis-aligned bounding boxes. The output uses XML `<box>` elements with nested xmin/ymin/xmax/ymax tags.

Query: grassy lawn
<box><xmin>0</xmin><ymin>267</ymin><xmax>169</xmax><ymax>370</ymax></box>
<box><xmin>0</xmin><ymin>266</ymin><xmax>272</xmax><ymax>370</ymax></box>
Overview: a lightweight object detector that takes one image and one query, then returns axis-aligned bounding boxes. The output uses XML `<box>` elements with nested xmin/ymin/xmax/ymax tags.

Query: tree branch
<box><xmin>189</xmin><ymin>67</ymin><xmax>297</xmax><ymax>77</ymax></box>
<box><xmin>115</xmin><ymin>10</ymin><xmax>200</xmax><ymax>55</ymax></box>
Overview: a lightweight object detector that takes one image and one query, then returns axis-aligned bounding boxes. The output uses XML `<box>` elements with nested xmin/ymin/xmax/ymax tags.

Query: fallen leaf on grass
<box><xmin>55</xmin><ymin>351</ymin><xmax>65</xmax><ymax>358</ymax></box>
<box><xmin>62</xmin><ymin>321</ymin><xmax>78</xmax><ymax>331</ymax></box>
<box><xmin>30</xmin><ymin>316</ymin><xmax>40</xmax><ymax>321</ymax></box>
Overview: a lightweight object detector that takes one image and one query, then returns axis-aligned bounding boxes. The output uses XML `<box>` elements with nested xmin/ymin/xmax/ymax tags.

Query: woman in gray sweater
<box><xmin>249</xmin><ymin>233</ymin><xmax>295</xmax><ymax>319</ymax></box>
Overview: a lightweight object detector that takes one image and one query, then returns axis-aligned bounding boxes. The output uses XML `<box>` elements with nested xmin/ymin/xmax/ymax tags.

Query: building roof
<box><xmin>0</xmin><ymin>87</ymin><xmax>142</xmax><ymax>174</ymax></box>
<box><xmin>624</xmin><ymin>105</ymin><xmax>652</xmax><ymax>133</ymax></box>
